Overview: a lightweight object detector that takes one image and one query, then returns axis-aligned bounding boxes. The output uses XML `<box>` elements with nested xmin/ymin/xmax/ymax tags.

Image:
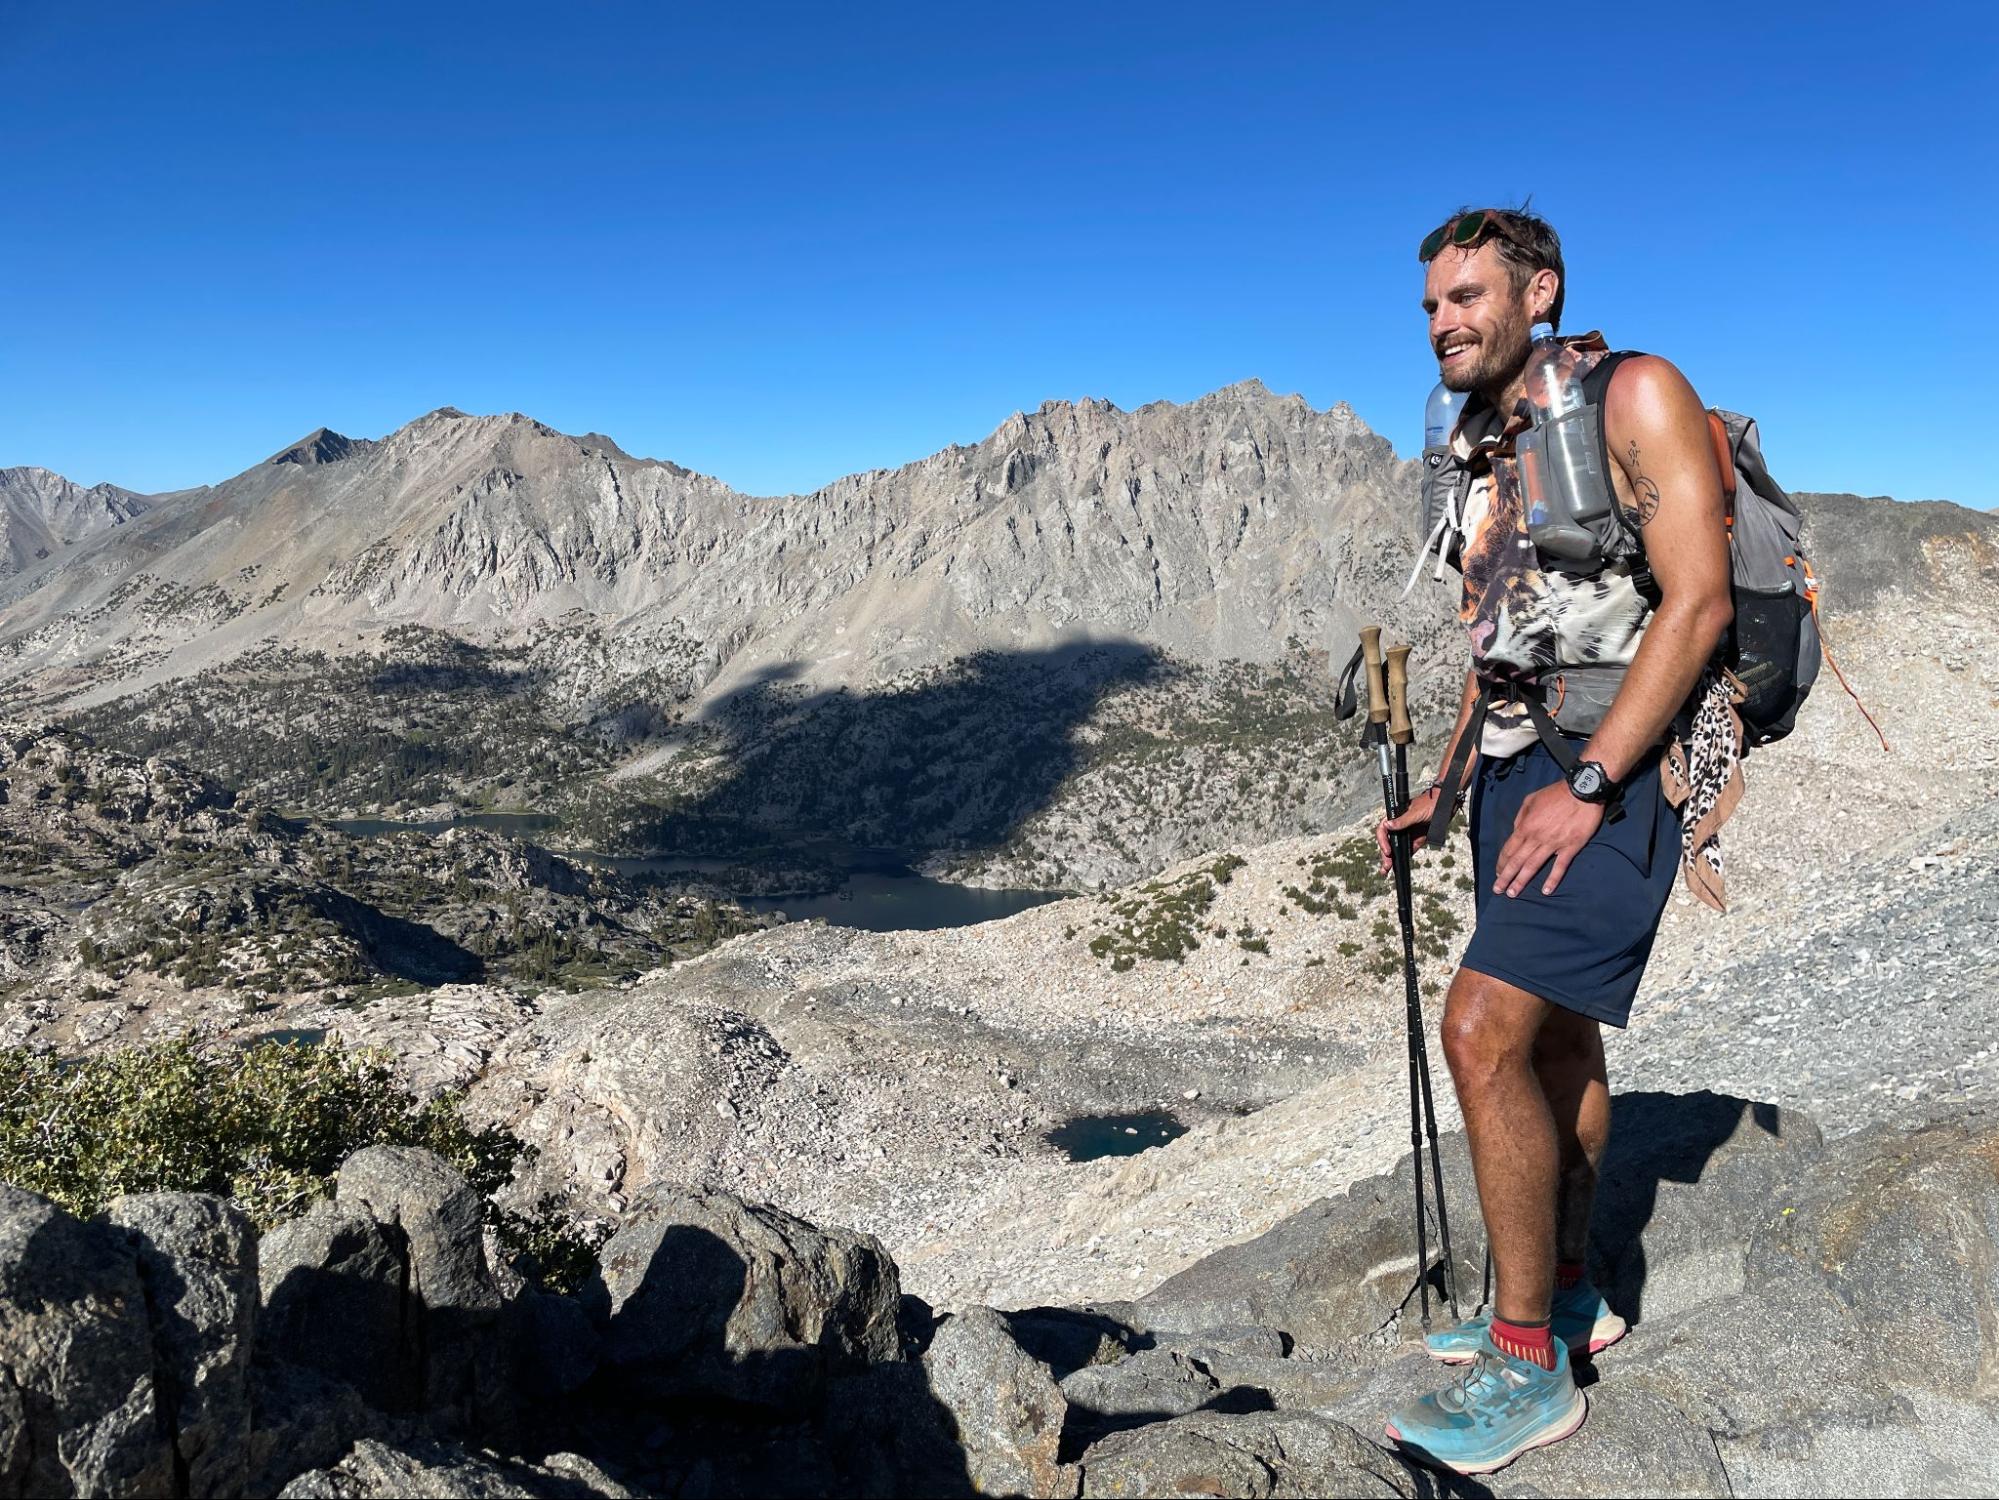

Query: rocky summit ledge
<box><xmin>2</xmin><ymin>1088</ymin><xmax>1993</xmax><ymax>1498</ymax></box>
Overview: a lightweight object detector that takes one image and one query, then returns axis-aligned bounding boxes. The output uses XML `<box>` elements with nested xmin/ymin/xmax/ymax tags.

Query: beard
<box><xmin>1438</xmin><ymin>314</ymin><xmax>1533</xmax><ymax>393</ymax></box>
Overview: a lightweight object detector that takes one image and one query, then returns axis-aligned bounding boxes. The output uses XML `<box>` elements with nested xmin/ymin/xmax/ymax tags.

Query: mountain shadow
<box><xmin>596</xmin><ymin>639</ymin><xmax>1176</xmax><ymax>873</ymax></box>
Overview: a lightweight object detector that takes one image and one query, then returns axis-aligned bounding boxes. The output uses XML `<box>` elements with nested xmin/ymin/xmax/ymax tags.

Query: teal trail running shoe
<box><xmin>1424</xmin><ymin>1279</ymin><xmax>1627</xmax><ymax>1365</ymax></box>
<box><xmin>1387</xmin><ymin>1330</ymin><xmax>1588</xmax><ymax>1476</ymax></box>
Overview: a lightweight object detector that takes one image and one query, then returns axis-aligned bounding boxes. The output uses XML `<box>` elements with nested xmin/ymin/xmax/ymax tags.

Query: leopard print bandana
<box><xmin>1660</xmin><ymin>667</ymin><xmax>1745</xmax><ymax>911</ymax></box>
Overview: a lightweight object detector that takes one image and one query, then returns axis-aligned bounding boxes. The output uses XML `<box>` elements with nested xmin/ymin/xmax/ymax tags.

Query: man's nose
<box><xmin>1430</xmin><ymin>308</ymin><xmax>1460</xmax><ymax>345</ymax></box>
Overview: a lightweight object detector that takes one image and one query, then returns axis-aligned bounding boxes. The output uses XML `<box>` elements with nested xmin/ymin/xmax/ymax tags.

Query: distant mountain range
<box><xmin>0</xmin><ymin>386</ymin><xmax>1429</xmax><ymax>711</ymax></box>
<box><xmin>2</xmin><ymin>389</ymin><xmax>1991</xmax><ymax>882</ymax></box>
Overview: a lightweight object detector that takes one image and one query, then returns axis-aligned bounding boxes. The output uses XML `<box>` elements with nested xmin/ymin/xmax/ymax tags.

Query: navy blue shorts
<box><xmin>1460</xmin><ymin>739</ymin><xmax>1678</xmax><ymax>1028</ymax></box>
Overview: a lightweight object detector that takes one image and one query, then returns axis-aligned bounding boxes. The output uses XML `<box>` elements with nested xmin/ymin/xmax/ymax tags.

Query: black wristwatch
<box><xmin>1565</xmin><ymin>759</ymin><xmax>1617</xmax><ymax>805</ymax></box>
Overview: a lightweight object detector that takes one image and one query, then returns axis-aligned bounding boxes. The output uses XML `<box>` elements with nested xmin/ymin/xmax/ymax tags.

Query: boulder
<box><xmin>104</xmin><ymin>1192</ymin><xmax>257</xmax><ymax>1498</ymax></box>
<box><xmin>1171</xmin><ymin>1351</ymin><xmax>1373</xmax><ymax>1416</ymax></box>
<box><xmin>243</xmin><ymin>1360</ymin><xmax>387</xmax><ymax>1499</ymax></box>
<box><xmin>1152</xmin><ymin>1324</ymin><xmax>1290</xmax><ymax>1362</ymax></box>
<box><xmin>922</xmin><ymin>1304</ymin><xmax>1080</xmax><ymax>1499</ymax></box>
<box><xmin>332</xmin><ymin>1148</ymin><xmax>503</xmax><ymax>1321</ymax></box>
<box><xmin>276</xmin><ymin>1436</ymin><xmax>631</xmax><ymax>1498</ymax></box>
<box><xmin>506</xmin><ymin>1289</ymin><xmax>599</xmax><ymax>1400</ymax></box>
<box><xmin>1060</xmin><ymin>1347</ymin><xmax>1222</xmax><ymax>1425</ymax></box>
<box><xmin>1136</xmin><ymin>1130</ymin><xmax>1483</xmax><ymax>1358</ymax></box>
<box><xmin>0</xmin><ymin>1185</ymin><xmax>175</xmax><ymax>1497</ymax></box>
<box><xmin>818</xmin><ymin>1361</ymin><xmax>976</xmax><ymax>1498</ymax></box>
<box><xmin>1076</xmin><ymin>1409</ymin><xmax>1419</xmax><ymax>1499</ymax></box>
<box><xmin>333</xmin><ymin>1146</ymin><xmax>510</xmax><ymax>1426</ymax></box>
<box><xmin>258</xmin><ymin>1201</ymin><xmax>417</xmax><ymax>1411</ymax></box>
<box><xmin>583</xmin><ymin>1186</ymin><xmax>899</xmax><ymax>1414</ymax></box>
<box><xmin>1138</xmin><ymin>1091</ymin><xmax>1822</xmax><ymax>1357</ymax></box>
<box><xmin>1298</xmin><ymin>1111</ymin><xmax>1999</xmax><ymax>1497</ymax></box>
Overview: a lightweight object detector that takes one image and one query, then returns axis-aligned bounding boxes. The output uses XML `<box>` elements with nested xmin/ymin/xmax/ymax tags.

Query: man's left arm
<box><xmin>1490</xmin><ymin>356</ymin><xmax>1733</xmax><ymax>898</ymax></box>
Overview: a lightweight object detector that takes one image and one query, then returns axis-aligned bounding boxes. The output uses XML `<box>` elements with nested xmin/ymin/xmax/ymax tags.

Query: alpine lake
<box><xmin>325</xmin><ymin>813</ymin><xmax>1073</xmax><ymax>932</ymax></box>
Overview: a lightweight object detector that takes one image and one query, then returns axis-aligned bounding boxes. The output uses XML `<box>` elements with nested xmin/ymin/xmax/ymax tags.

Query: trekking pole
<box><xmin>1361</xmin><ymin>628</ymin><xmax>1433</xmax><ymax>1331</ymax></box>
<box><xmin>1387</xmin><ymin>644</ymin><xmax>1462</xmax><ymax>1323</ymax></box>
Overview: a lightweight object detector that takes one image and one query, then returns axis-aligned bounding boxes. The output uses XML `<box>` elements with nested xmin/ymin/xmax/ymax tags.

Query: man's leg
<box><xmin>1388</xmin><ymin>961</ymin><xmax>1591</xmax><ymax>1472</ymax></box>
<box><xmin>1533</xmin><ymin>1007</ymin><xmax>1609</xmax><ymax>1267</ymax></box>
<box><xmin>1440</xmin><ymin>966</ymin><xmax>1560</xmax><ymax>1326</ymax></box>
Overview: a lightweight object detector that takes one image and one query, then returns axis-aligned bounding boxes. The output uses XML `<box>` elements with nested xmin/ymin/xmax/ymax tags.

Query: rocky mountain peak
<box><xmin>267</xmin><ymin>427</ymin><xmax>364</xmax><ymax>468</ymax></box>
<box><xmin>0</xmin><ymin>465</ymin><xmax>157</xmax><ymax>582</ymax></box>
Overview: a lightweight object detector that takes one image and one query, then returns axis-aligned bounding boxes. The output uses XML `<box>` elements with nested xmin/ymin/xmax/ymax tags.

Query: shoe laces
<box><xmin>1439</xmin><ymin>1349</ymin><xmax>1531</xmax><ymax>1414</ymax></box>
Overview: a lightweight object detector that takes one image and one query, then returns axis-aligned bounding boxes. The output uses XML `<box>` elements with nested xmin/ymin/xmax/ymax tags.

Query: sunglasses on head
<box><xmin>1418</xmin><ymin>209</ymin><xmax>1527</xmax><ymax>263</ymax></box>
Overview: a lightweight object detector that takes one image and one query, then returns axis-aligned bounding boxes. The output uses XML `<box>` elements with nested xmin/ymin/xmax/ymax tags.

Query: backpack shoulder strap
<box><xmin>1580</xmin><ymin>348</ymin><xmax>1643</xmax><ymax>501</ymax></box>
<box><xmin>1587</xmin><ymin>352</ymin><xmax>1740</xmax><ymax>511</ymax></box>
<box><xmin>1581</xmin><ymin>348</ymin><xmax>1644</xmax><ymax>409</ymax></box>
<box><xmin>1578</xmin><ymin>349</ymin><xmax>1660</xmax><ymax>602</ymax></box>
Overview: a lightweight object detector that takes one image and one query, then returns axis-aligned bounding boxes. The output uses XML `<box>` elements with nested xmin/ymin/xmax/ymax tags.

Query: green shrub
<box><xmin>0</xmin><ymin>1034</ymin><xmax>603</xmax><ymax>1292</ymax></box>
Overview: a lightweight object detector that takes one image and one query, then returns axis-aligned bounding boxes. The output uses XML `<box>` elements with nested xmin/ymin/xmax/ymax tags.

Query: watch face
<box><xmin>1571</xmin><ymin>763</ymin><xmax>1606</xmax><ymax>799</ymax></box>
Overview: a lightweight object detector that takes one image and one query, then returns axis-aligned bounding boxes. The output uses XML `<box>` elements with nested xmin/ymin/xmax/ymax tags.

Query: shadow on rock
<box><xmin>1589</xmin><ymin>1090</ymin><xmax>1823</xmax><ymax>1328</ymax></box>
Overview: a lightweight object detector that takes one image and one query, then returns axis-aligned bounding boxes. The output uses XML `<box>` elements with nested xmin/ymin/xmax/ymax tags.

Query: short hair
<box><xmin>1434</xmin><ymin>205</ymin><xmax>1566</xmax><ymax>331</ymax></box>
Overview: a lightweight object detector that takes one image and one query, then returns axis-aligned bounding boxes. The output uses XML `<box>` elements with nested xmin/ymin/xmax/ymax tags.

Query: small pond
<box><xmin>1045</xmin><ymin>1110</ymin><xmax>1190</xmax><ymax>1162</ymax></box>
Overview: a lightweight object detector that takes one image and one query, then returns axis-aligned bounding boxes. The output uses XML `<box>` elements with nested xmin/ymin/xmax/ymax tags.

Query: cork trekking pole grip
<box><xmin>1386</xmin><ymin>645</ymin><xmax>1413</xmax><ymax>746</ymax></box>
<box><xmin>1360</xmin><ymin>626</ymin><xmax>1389</xmax><ymax>725</ymax></box>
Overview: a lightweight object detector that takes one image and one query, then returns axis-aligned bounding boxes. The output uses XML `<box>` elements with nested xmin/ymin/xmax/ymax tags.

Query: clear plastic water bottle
<box><xmin>1515</xmin><ymin>323</ymin><xmax>1615</xmax><ymax>563</ymax></box>
<box><xmin>1412</xmin><ymin>382</ymin><xmax>1469</xmax><ymax>587</ymax></box>
<box><xmin>1524</xmin><ymin>323</ymin><xmax>1583</xmax><ymax>420</ymax></box>
<box><xmin>1423</xmin><ymin>382</ymin><xmax>1464</xmax><ymax>450</ymax></box>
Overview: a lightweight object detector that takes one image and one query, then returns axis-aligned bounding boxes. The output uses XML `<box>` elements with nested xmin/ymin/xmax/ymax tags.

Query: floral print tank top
<box><xmin>1450</xmin><ymin>332</ymin><xmax>1655</xmax><ymax>756</ymax></box>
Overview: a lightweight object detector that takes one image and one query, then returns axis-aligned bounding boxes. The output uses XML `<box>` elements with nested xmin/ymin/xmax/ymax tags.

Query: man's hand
<box><xmin>1376</xmin><ymin>786</ymin><xmax>1443</xmax><ymax>875</ymax></box>
<box><xmin>1492</xmin><ymin>783</ymin><xmax>1603</xmax><ymax>897</ymax></box>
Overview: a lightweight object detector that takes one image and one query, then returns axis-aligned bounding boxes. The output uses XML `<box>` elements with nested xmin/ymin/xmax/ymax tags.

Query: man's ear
<box><xmin>1527</xmin><ymin>267</ymin><xmax>1560</xmax><ymax>325</ymax></box>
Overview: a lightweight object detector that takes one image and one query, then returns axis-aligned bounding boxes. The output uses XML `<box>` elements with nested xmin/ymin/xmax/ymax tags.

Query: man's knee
<box><xmin>1442</xmin><ymin>969</ymin><xmax>1539</xmax><ymax>1087</ymax></box>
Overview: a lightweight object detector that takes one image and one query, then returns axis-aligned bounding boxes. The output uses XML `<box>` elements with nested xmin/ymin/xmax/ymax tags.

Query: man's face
<box><xmin>1421</xmin><ymin>241</ymin><xmax>1535</xmax><ymax>393</ymax></box>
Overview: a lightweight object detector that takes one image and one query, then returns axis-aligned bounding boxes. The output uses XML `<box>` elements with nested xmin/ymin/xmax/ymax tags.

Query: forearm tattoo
<box><xmin>1623</xmin><ymin>439</ymin><xmax>1662</xmax><ymax>528</ymax></box>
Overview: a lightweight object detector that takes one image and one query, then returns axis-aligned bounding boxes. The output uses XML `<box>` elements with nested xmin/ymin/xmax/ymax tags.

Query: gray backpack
<box><xmin>1579</xmin><ymin>351</ymin><xmax>1820</xmax><ymax>746</ymax></box>
<box><xmin>1413</xmin><ymin>349</ymin><xmax>1877</xmax><ymax>749</ymax></box>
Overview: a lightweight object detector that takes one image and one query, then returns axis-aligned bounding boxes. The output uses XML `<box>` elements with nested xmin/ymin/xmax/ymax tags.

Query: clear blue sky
<box><xmin>1</xmin><ymin>1</ymin><xmax>1988</xmax><ymax>504</ymax></box>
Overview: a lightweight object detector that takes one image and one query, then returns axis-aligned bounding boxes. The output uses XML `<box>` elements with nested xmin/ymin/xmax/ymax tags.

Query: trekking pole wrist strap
<box><xmin>1425</xmin><ymin>693</ymin><xmax>1489</xmax><ymax>848</ymax></box>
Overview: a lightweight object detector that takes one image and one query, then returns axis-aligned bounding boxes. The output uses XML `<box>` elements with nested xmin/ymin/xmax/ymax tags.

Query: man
<box><xmin>1374</xmin><ymin>207</ymin><xmax>1735</xmax><ymax>1475</ymax></box>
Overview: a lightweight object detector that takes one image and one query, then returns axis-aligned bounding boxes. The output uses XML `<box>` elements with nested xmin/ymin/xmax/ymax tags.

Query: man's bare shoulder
<box><xmin>1601</xmin><ymin>353</ymin><xmax>1707</xmax><ymax>441</ymax></box>
<box><xmin>1597</xmin><ymin>354</ymin><xmax>1723</xmax><ymax>532</ymax></box>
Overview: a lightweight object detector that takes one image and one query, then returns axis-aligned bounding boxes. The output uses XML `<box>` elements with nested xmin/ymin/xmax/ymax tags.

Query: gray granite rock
<box><xmin>277</xmin><ymin>1436</ymin><xmax>631</xmax><ymax>1498</ymax></box>
<box><xmin>104</xmin><ymin>1192</ymin><xmax>257</xmax><ymax>1498</ymax></box>
<box><xmin>507</xmin><ymin>1289</ymin><xmax>599</xmax><ymax>1400</ymax></box>
<box><xmin>584</xmin><ymin>1185</ymin><xmax>900</xmax><ymax>1414</ymax></box>
<box><xmin>1061</xmin><ymin>1347</ymin><xmax>1220</xmax><ymax>1422</ymax></box>
<box><xmin>333</xmin><ymin>1146</ymin><xmax>509</xmax><ymax>1425</ymax></box>
<box><xmin>0</xmin><ymin>1184</ymin><xmax>174</xmax><ymax>1498</ymax></box>
<box><xmin>243</xmin><ymin>1359</ymin><xmax>388</xmax><ymax>1499</ymax></box>
<box><xmin>1077</xmin><ymin>1408</ymin><xmax>1420</xmax><ymax>1498</ymax></box>
<box><xmin>332</xmin><ymin>1147</ymin><xmax>502</xmax><ymax>1323</ymax></box>
<box><xmin>258</xmin><ymin>1201</ymin><xmax>417</xmax><ymax>1412</ymax></box>
<box><xmin>923</xmin><ymin>1304</ymin><xmax>1080</xmax><ymax>1498</ymax></box>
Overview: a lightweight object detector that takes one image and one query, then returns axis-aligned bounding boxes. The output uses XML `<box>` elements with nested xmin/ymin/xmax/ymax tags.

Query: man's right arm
<box><xmin>1375</xmin><ymin>666</ymin><xmax>1478</xmax><ymax>873</ymax></box>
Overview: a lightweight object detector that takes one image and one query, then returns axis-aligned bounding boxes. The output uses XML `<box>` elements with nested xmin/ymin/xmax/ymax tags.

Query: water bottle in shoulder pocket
<box><xmin>1518</xmin><ymin>326</ymin><xmax>1619</xmax><ymax>565</ymax></box>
